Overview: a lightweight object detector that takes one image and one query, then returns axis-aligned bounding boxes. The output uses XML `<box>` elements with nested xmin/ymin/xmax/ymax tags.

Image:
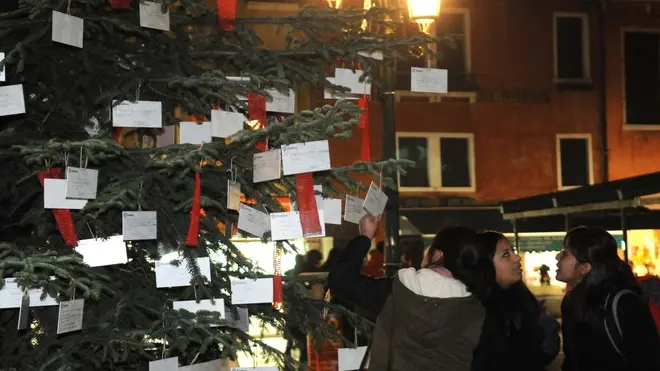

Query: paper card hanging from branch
<box><xmin>295</xmin><ymin>173</ymin><xmax>322</xmax><ymax>236</ymax></box>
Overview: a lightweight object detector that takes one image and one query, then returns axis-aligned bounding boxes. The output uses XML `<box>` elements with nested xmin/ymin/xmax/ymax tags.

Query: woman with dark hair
<box><xmin>328</xmin><ymin>215</ymin><xmax>493</xmax><ymax>371</ymax></box>
<box><xmin>557</xmin><ymin>226</ymin><xmax>660</xmax><ymax>370</ymax></box>
<box><xmin>472</xmin><ymin>231</ymin><xmax>560</xmax><ymax>371</ymax></box>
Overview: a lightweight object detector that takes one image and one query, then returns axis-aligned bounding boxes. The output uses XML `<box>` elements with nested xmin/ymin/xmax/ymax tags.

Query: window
<box><xmin>623</xmin><ymin>31</ymin><xmax>660</xmax><ymax>127</ymax></box>
<box><xmin>396</xmin><ymin>133</ymin><xmax>475</xmax><ymax>192</ymax></box>
<box><xmin>556</xmin><ymin>134</ymin><xmax>593</xmax><ymax>189</ymax></box>
<box><xmin>553</xmin><ymin>13</ymin><xmax>590</xmax><ymax>82</ymax></box>
<box><xmin>436</xmin><ymin>10</ymin><xmax>470</xmax><ymax>78</ymax></box>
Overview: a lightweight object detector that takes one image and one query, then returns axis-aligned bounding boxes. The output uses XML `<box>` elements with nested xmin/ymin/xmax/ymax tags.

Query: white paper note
<box><xmin>231</xmin><ymin>278</ymin><xmax>273</xmax><ymax>305</ymax></box>
<box><xmin>51</xmin><ymin>11</ymin><xmax>84</xmax><ymax>49</ymax></box>
<box><xmin>411</xmin><ymin>67</ymin><xmax>448</xmax><ymax>94</ymax></box>
<box><xmin>75</xmin><ymin>235</ymin><xmax>128</xmax><ymax>267</ymax></box>
<box><xmin>237</xmin><ymin>204</ymin><xmax>270</xmax><ymax>238</ymax></box>
<box><xmin>179</xmin><ymin>121</ymin><xmax>212</xmax><ymax>145</ymax></box>
<box><xmin>344</xmin><ymin>195</ymin><xmax>367</xmax><ymax>224</ymax></box>
<box><xmin>65</xmin><ymin>167</ymin><xmax>98</xmax><ymax>199</ymax></box>
<box><xmin>56</xmin><ymin>299</ymin><xmax>84</xmax><ymax>334</ymax></box>
<box><xmin>227</xmin><ymin>181</ymin><xmax>241</xmax><ymax>211</ymax></box>
<box><xmin>112</xmin><ymin>100</ymin><xmax>162</xmax><ymax>128</ymax></box>
<box><xmin>0</xmin><ymin>84</ymin><xmax>26</xmax><ymax>117</ymax></box>
<box><xmin>44</xmin><ymin>178</ymin><xmax>88</xmax><ymax>210</ymax></box>
<box><xmin>323</xmin><ymin>199</ymin><xmax>342</xmax><ymax>225</ymax></box>
<box><xmin>0</xmin><ymin>52</ymin><xmax>5</xmax><ymax>82</ymax></box>
<box><xmin>269</xmin><ymin>212</ymin><xmax>303</xmax><ymax>241</ymax></box>
<box><xmin>253</xmin><ymin>149</ymin><xmax>281</xmax><ymax>183</ymax></box>
<box><xmin>122</xmin><ymin>211</ymin><xmax>157</xmax><ymax>240</ymax></box>
<box><xmin>266</xmin><ymin>88</ymin><xmax>296</xmax><ymax>113</ymax></box>
<box><xmin>211</xmin><ymin>110</ymin><xmax>245</xmax><ymax>138</ymax></box>
<box><xmin>181</xmin><ymin>360</ymin><xmax>236</xmax><ymax>371</ymax></box>
<box><xmin>281</xmin><ymin>140</ymin><xmax>331</xmax><ymax>176</ymax></box>
<box><xmin>140</xmin><ymin>1</ymin><xmax>170</xmax><ymax>31</ymax></box>
<box><xmin>363</xmin><ymin>182</ymin><xmax>388</xmax><ymax>217</ymax></box>
<box><xmin>155</xmin><ymin>257</ymin><xmax>211</xmax><ymax>288</ymax></box>
<box><xmin>149</xmin><ymin>357</ymin><xmax>178</xmax><ymax>371</ymax></box>
<box><xmin>335</xmin><ymin>68</ymin><xmax>371</xmax><ymax>95</ymax></box>
<box><xmin>0</xmin><ymin>278</ymin><xmax>58</xmax><ymax>309</ymax></box>
<box><xmin>173</xmin><ymin>299</ymin><xmax>226</xmax><ymax>319</ymax></box>
<box><xmin>232</xmin><ymin>367</ymin><xmax>279</xmax><ymax>371</ymax></box>
<box><xmin>338</xmin><ymin>346</ymin><xmax>369</xmax><ymax>371</ymax></box>
<box><xmin>324</xmin><ymin>77</ymin><xmax>358</xmax><ymax>100</ymax></box>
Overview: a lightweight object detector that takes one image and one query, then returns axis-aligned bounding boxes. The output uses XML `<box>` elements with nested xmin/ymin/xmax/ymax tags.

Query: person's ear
<box><xmin>579</xmin><ymin>262</ymin><xmax>592</xmax><ymax>276</ymax></box>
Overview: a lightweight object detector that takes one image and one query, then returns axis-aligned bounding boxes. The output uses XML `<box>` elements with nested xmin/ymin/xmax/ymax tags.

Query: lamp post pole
<box><xmin>381</xmin><ymin>92</ymin><xmax>401</xmax><ymax>277</ymax></box>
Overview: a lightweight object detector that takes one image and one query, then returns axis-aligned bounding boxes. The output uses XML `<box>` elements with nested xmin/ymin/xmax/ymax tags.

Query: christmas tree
<box><xmin>0</xmin><ymin>0</ymin><xmax>429</xmax><ymax>369</ymax></box>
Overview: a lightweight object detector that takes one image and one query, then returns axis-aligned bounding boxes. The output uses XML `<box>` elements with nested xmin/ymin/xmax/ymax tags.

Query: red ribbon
<box><xmin>37</xmin><ymin>169</ymin><xmax>78</xmax><ymax>247</ymax></box>
<box><xmin>272</xmin><ymin>274</ymin><xmax>283</xmax><ymax>309</ymax></box>
<box><xmin>110</xmin><ymin>0</ymin><xmax>130</xmax><ymax>8</ymax></box>
<box><xmin>358</xmin><ymin>95</ymin><xmax>371</xmax><ymax>161</ymax></box>
<box><xmin>248</xmin><ymin>93</ymin><xmax>267</xmax><ymax>152</ymax></box>
<box><xmin>295</xmin><ymin>173</ymin><xmax>322</xmax><ymax>236</ymax></box>
<box><xmin>217</xmin><ymin>0</ymin><xmax>237</xmax><ymax>31</ymax></box>
<box><xmin>186</xmin><ymin>171</ymin><xmax>201</xmax><ymax>247</ymax></box>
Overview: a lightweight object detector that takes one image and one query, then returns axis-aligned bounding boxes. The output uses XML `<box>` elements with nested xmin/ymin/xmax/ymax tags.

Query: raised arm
<box><xmin>327</xmin><ymin>216</ymin><xmax>393</xmax><ymax>316</ymax></box>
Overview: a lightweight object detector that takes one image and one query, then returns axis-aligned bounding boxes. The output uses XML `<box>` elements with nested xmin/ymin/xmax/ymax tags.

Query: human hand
<box><xmin>359</xmin><ymin>214</ymin><xmax>378</xmax><ymax>240</ymax></box>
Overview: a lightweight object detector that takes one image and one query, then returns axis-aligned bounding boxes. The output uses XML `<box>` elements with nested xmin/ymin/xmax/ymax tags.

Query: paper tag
<box><xmin>363</xmin><ymin>182</ymin><xmax>388</xmax><ymax>217</ymax></box>
<box><xmin>75</xmin><ymin>235</ymin><xmax>128</xmax><ymax>267</ymax></box>
<box><xmin>266</xmin><ymin>88</ymin><xmax>296</xmax><ymax>113</ymax></box>
<box><xmin>231</xmin><ymin>278</ymin><xmax>273</xmax><ymax>305</ymax></box>
<box><xmin>324</xmin><ymin>77</ymin><xmax>357</xmax><ymax>100</ymax></box>
<box><xmin>140</xmin><ymin>1</ymin><xmax>170</xmax><ymax>31</ymax></box>
<box><xmin>411</xmin><ymin>67</ymin><xmax>448</xmax><ymax>94</ymax></box>
<box><xmin>211</xmin><ymin>110</ymin><xmax>245</xmax><ymax>138</ymax></box>
<box><xmin>269</xmin><ymin>212</ymin><xmax>303</xmax><ymax>241</ymax></box>
<box><xmin>51</xmin><ymin>11</ymin><xmax>84</xmax><ymax>49</ymax></box>
<box><xmin>179</xmin><ymin>121</ymin><xmax>212</xmax><ymax>145</ymax></box>
<box><xmin>0</xmin><ymin>52</ymin><xmax>5</xmax><ymax>82</ymax></box>
<box><xmin>181</xmin><ymin>360</ymin><xmax>237</xmax><ymax>371</ymax></box>
<box><xmin>253</xmin><ymin>149</ymin><xmax>281</xmax><ymax>183</ymax></box>
<box><xmin>149</xmin><ymin>357</ymin><xmax>178</xmax><ymax>371</ymax></box>
<box><xmin>338</xmin><ymin>346</ymin><xmax>369</xmax><ymax>371</ymax></box>
<box><xmin>112</xmin><ymin>100</ymin><xmax>162</xmax><ymax>128</ymax></box>
<box><xmin>173</xmin><ymin>299</ymin><xmax>226</xmax><ymax>319</ymax></box>
<box><xmin>44</xmin><ymin>178</ymin><xmax>88</xmax><ymax>210</ymax></box>
<box><xmin>122</xmin><ymin>211</ymin><xmax>157</xmax><ymax>240</ymax></box>
<box><xmin>227</xmin><ymin>181</ymin><xmax>241</xmax><ymax>211</ymax></box>
<box><xmin>155</xmin><ymin>257</ymin><xmax>212</xmax><ymax>288</ymax></box>
<box><xmin>65</xmin><ymin>167</ymin><xmax>98</xmax><ymax>200</ymax></box>
<box><xmin>17</xmin><ymin>294</ymin><xmax>29</xmax><ymax>330</ymax></box>
<box><xmin>0</xmin><ymin>84</ymin><xmax>26</xmax><ymax>117</ymax></box>
<box><xmin>232</xmin><ymin>367</ymin><xmax>279</xmax><ymax>371</ymax></box>
<box><xmin>56</xmin><ymin>299</ymin><xmax>84</xmax><ymax>334</ymax></box>
<box><xmin>281</xmin><ymin>140</ymin><xmax>331</xmax><ymax>176</ymax></box>
<box><xmin>335</xmin><ymin>68</ymin><xmax>371</xmax><ymax>95</ymax></box>
<box><xmin>237</xmin><ymin>204</ymin><xmax>270</xmax><ymax>238</ymax></box>
<box><xmin>344</xmin><ymin>194</ymin><xmax>367</xmax><ymax>224</ymax></box>
<box><xmin>323</xmin><ymin>199</ymin><xmax>342</xmax><ymax>225</ymax></box>
<box><xmin>0</xmin><ymin>278</ymin><xmax>58</xmax><ymax>309</ymax></box>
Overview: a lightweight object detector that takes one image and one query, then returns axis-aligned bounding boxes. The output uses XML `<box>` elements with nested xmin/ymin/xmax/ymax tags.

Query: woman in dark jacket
<box><xmin>556</xmin><ymin>227</ymin><xmax>660</xmax><ymax>371</ymax></box>
<box><xmin>328</xmin><ymin>215</ymin><xmax>493</xmax><ymax>371</ymax></box>
<box><xmin>472</xmin><ymin>231</ymin><xmax>560</xmax><ymax>371</ymax></box>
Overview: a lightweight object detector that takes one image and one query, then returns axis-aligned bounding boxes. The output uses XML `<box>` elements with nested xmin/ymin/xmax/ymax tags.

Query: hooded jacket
<box><xmin>369</xmin><ymin>269</ymin><xmax>485</xmax><ymax>371</ymax></box>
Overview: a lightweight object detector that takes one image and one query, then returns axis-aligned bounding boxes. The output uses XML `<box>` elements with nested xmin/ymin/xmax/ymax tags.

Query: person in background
<box><xmin>557</xmin><ymin>226</ymin><xmax>660</xmax><ymax>371</ymax></box>
<box><xmin>329</xmin><ymin>215</ymin><xmax>493</xmax><ymax>371</ymax></box>
<box><xmin>471</xmin><ymin>231</ymin><xmax>560</xmax><ymax>371</ymax></box>
<box><xmin>285</xmin><ymin>254</ymin><xmax>305</xmax><ymax>276</ymax></box>
<box><xmin>302</xmin><ymin>249</ymin><xmax>323</xmax><ymax>273</ymax></box>
<box><xmin>362</xmin><ymin>241</ymin><xmax>385</xmax><ymax>277</ymax></box>
<box><xmin>401</xmin><ymin>243</ymin><xmax>425</xmax><ymax>270</ymax></box>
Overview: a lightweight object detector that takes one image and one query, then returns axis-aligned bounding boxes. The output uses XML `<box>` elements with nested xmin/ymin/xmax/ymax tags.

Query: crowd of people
<box><xmin>320</xmin><ymin>215</ymin><xmax>660</xmax><ymax>371</ymax></box>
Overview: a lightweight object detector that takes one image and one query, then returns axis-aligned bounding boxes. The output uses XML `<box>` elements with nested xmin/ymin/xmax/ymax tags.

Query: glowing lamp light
<box><xmin>327</xmin><ymin>0</ymin><xmax>343</xmax><ymax>8</ymax></box>
<box><xmin>407</xmin><ymin>0</ymin><xmax>441</xmax><ymax>34</ymax></box>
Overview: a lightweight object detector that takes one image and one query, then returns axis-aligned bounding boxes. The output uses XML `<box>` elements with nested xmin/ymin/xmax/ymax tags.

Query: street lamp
<box><xmin>327</xmin><ymin>0</ymin><xmax>343</xmax><ymax>8</ymax></box>
<box><xmin>407</xmin><ymin>0</ymin><xmax>441</xmax><ymax>34</ymax></box>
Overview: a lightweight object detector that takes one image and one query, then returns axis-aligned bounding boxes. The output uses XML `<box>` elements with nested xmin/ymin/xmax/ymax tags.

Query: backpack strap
<box><xmin>603</xmin><ymin>289</ymin><xmax>636</xmax><ymax>358</ymax></box>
